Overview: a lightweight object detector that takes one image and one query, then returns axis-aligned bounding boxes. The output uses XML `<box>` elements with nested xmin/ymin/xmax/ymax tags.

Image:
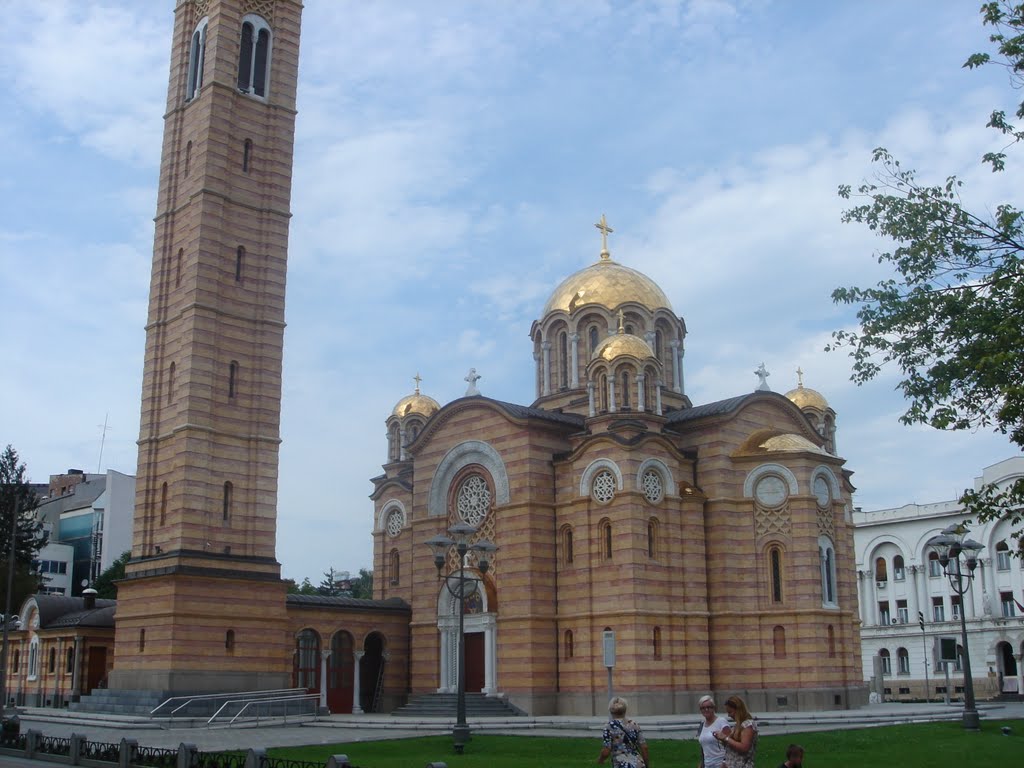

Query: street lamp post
<box><xmin>425</xmin><ymin>522</ymin><xmax>497</xmax><ymax>755</ymax></box>
<box><xmin>0</xmin><ymin>496</ymin><xmax>20</xmax><ymax>721</ymax></box>
<box><xmin>932</xmin><ymin>524</ymin><xmax>984</xmax><ymax>731</ymax></box>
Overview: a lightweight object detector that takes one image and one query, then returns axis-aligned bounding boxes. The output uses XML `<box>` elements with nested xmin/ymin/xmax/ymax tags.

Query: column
<box><xmin>542</xmin><ymin>341</ymin><xmax>552</xmax><ymax>397</ymax></box>
<box><xmin>534</xmin><ymin>351</ymin><xmax>541</xmax><ymax>399</ymax></box>
<box><xmin>907</xmin><ymin>566</ymin><xmax>920</xmax><ymax>625</ymax></box>
<box><xmin>483</xmin><ymin>616</ymin><xmax>497</xmax><ymax>695</ymax></box>
<box><xmin>655</xmin><ymin>381</ymin><xmax>662</xmax><ymax>415</ymax></box>
<box><xmin>398</xmin><ymin>427</ymin><xmax>407</xmax><ymax>461</ymax></box>
<box><xmin>636</xmin><ymin>373</ymin><xmax>646</xmax><ymax>412</ymax></box>
<box><xmin>608</xmin><ymin>379</ymin><xmax>617</xmax><ymax>412</ymax></box>
<box><xmin>862</xmin><ymin>570</ymin><xmax>876</xmax><ymax>625</ymax></box>
<box><xmin>670</xmin><ymin>340</ymin><xmax>681</xmax><ymax>392</ymax></box>
<box><xmin>318</xmin><ymin>649</ymin><xmax>331</xmax><ymax>713</ymax></box>
<box><xmin>588</xmin><ymin>382</ymin><xmax>596</xmax><ymax>417</ymax></box>
<box><xmin>438</xmin><ymin>622</ymin><xmax>451</xmax><ymax>693</ymax></box>
<box><xmin>352</xmin><ymin>651</ymin><xmax>365</xmax><ymax>714</ymax></box>
<box><xmin>569</xmin><ymin>333</ymin><xmax>580</xmax><ymax>388</ymax></box>
<box><xmin>678</xmin><ymin>346</ymin><xmax>686</xmax><ymax>395</ymax></box>
<box><xmin>1015</xmin><ymin>654</ymin><xmax>1023</xmax><ymax>695</ymax></box>
<box><xmin>71</xmin><ymin>637</ymin><xmax>82</xmax><ymax>699</ymax></box>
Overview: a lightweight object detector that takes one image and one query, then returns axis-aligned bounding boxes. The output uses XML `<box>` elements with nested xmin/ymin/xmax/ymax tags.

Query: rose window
<box><xmin>592</xmin><ymin>470</ymin><xmax>616</xmax><ymax>503</ymax></box>
<box><xmin>385</xmin><ymin>509</ymin><xmax>404</xmax><ymax>537</ymax></box>
<box><xmin>642</xmin><ymin>470</ymin><xmax>663</xmax><ymax>503</ymax></box>
<box><xmin>456</xmin><ymin>475</ymin><xmax>491</xmax><ymax>526</ymax></box>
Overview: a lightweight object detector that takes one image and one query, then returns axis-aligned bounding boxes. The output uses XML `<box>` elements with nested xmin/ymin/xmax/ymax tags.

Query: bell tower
<box><xmin>109</xmin><ymin>0</ymin><xmax>303</xmax><ymax>693</ymax></box>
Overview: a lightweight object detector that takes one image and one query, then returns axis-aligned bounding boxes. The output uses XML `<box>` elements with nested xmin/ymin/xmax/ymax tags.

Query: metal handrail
<box><xmin>206</xmin><ymin>693</ymin><xmax>320</xmax><ymax>727</ymax></box>
<box><xmin>150</xmin><ymin>688</ymin><xmax>306</xmax><ymax>717</ymax></box>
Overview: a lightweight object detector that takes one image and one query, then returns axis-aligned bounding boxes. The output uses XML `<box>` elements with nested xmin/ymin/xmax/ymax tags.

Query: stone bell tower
<box><xmin>110</xmin><ymin>0</ymin><xmax>303</xmax><ymax>693</ymax></box>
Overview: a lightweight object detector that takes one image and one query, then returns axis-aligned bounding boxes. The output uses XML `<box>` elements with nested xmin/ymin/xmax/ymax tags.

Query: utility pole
<box><xmin>0</xmin><ymin>496</ymin><xmax>20</xmax><ymax>719</ymax></box>
<box><xmin>919</xmin><ymin>610</ymin><xmax>930</xmax><ymax>702</ymax></box>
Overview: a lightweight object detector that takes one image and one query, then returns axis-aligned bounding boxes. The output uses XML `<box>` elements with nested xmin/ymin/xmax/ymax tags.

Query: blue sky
<box><xmin>1</xmin><ymin>1</ymin><xmax>1019</xmax><ymax>583</ymax></box>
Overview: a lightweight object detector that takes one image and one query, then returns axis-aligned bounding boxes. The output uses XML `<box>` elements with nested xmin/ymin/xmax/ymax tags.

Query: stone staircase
<box><xmin>392</xmin><ymin>693</ymin><xmax>526</xmax><ymax>718</ymax></box>
<box><xmin>69</xmin><ymin>689</ymin><xmax>168</xmax><ymax>716</ymax></box>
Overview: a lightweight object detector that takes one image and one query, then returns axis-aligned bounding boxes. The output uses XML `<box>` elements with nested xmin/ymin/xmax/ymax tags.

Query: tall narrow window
<box><xmin>168</xmin><ymin>362</ymin><xmax>175</xmax><ymax>405</ymax></box>
<box><xmin>647</xmin><ymin>520</ymin><xmax>656</xmax><ymax>559</ymax></box>
<box><xmin>874</xmin><ymin>556</ymin><xmax>887</xmax><ymax>583</ymax></box>
<box><xmin>893</xmin><ymin>555</ymin><xmax>905</xmax><ymax>581</ymax></box>
<box><xmin>928</xmin><ymin>551</ymin><xmax>942</xmax><ymax>577</ymax></box>
<box><xmin>390</xmin><ymin>549</ymin><xmax>400</xmax><ymax>585</ymax></box>
<box><xmin>879</xmin><ymin>648</ymin><xmax>891</xmax><ymax>675</ymax></box>
<box><xmin>186</xmin><ymin>18</ymin><xmax>208</xmax><ymax>101</ymax></box>
<box><xmin>564</xmin><ymin>630</ymin><xmax>574</xmax><ymax>659</ymax></box>
<box><xmin>184</xmin><ymin>140</ymin><xmax>192</xmax><ymax>177</ymax></box>
<box><xmin>821</xmin><ymin>537</ymin><xmax>837</xmax><ymax>606</ymax></box>
<box><xmin>176</xmin><ymin>248</ymin><xmax>183</xmax><ymax>287</ymax></box>
<box><xmin>139</xmin><ymin>629</ymin><xmax>146</xmax><ymax>652</ymax></box>
<box><xmin>223</xmin><ymin>481</ymin><xmax>233</xmax><ymax>521</ymax></box>
<box><xmin>561</xmin><ymin>526</ymin><xmax>574</xmax><ymax>565</ymax></box>
<box><xmin>237</xmin><ymin>16</ymin><xmax>272</xmax><ymax>97</ymax></box>
<box><xmin>226</xmin><ymin>629</ymin><xmax>236</xmax><ymax>652</ymax></box>
<box><xmin>160</xmin><ymin>482</ymin><xmax>168</xmax><ymax>526</ymax></box>
<box><xmin>897</xmin><ymin>647</ymin><xmax>910</xmax><ymax>675</ymax></box>
<box><xmin>773</xmin><ymin>626</ymin><xmax>786</xmax><ymax>659</ymax></box>
<box><xmin>996</xmin><ymin>541</ymin><xmax>1011</xmax><ymax>571</ymax></box>
<box><xmin>589</xmin><ymin>326</ymin><xmax>599</xmax><ymax>357</ymax></box>
<box><xmin>228</xmin><ymin>361</ymin><xmax>238</xmax><ymax>399</ymax></box>
<box><xmin>65</xmin><ymin>647</ymin><xmax>74</xmax><ymax>674</ymax></box>
<box><xmin>235</xmin><ymin>246</ymin><xmax>245</xmax><ymax>282</ymax></box>
<box><xmin>827</xmin><ymin>624</ymin><xmax>836</xmax><ymax>658</ymax></box>
<box><xmin>770</xmin><ymin>546</ymin><xmax>783</xmax><ymax>603</ymax></box>
<box><xmin>932</xmin><ymin>596</ymin><xmax>945</xmax><ymax>622</ymax></box>
<box><xmin>48</xmin><ymin>647</ymin><xmax>56</xmax><ymax>674</ymax></box>
<box><xmin>559</xmin><ymin>331</ymin><xmax>568</xmax><ymax>388</ymax></box>
<box><xmin>243</xmin><ymin>139</ymin><xmax>252</xmax><ymax>173</ymax></box>
<box><xmin>620</xmin><ymin>371</ymin><xmax>630</xmax><ymax>408</ymax></box>
<box><xmin>653</xmin><ymin>626</ymin><xmax>662</xmax><ymax>659</ymax></box>
<box><xmin>599</xmin><ymin>519</ymin><xmax>612</xmax><ymax>560</ymax></box>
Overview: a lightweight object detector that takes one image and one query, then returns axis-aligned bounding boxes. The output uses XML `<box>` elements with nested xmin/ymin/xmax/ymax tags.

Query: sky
<box><xmin>1</xmin><ymin>1</ymin><xmax>1020</xmax><ymax>584</ymax></box>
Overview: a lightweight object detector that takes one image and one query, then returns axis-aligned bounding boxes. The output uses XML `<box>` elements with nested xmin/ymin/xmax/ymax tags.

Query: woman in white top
<box><xmin>696</xmin><ymin>695</ymin><xmax>731</xmax><ymax>768</ymax></box>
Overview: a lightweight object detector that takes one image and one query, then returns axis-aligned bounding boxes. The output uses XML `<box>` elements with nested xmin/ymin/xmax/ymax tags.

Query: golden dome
<box><xmin>543</xmin><ymin>257</ymin><xmax>673</xmax><ymax>316</ymax></box>
<box><xmin>785</xmin><ymin>383</ymin><xmax>829</xmax><ymax>411</ymax></box>
<box><xmin>392</xmin><ymin>375</ymin><xmax>440</xmax><ymax>419</ymax></box>
<box><xmin>593</xmin><ymin>330</ymin><xmax>656</xmax><ymax>362</ymax></box>
<box><xmin>760</xmin><ymin>433</ymin><xmax>829</xmax><ymax>455</ymax></box>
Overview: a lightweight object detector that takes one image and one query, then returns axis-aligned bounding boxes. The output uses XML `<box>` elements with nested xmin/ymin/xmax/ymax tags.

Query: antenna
<box><xmin>96</xmin><ymin>413</ymin><xmax>110</xmax><ymax>473</ymax></box>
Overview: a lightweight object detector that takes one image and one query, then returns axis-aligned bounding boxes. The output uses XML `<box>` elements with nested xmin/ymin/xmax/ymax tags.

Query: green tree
<box><xmin>350</xmin><ymin>567</ymin><xmax>373</xmax><ymax>599</ymax></box>
<box><xmin>91</xmin><ymin>550</ymin><xmax>130</xmax><ymax>599</ymax></box>
<box><xmin>0</xmin><ymin>445</ymin><xmax>47</xmax><ymax>610</ymax></box>
<box><xmin>830</xmin><ymin>2</ymin><xmax>1024</xmax><ymax>550</ymax></box>
<box><xmin>286</xmin><ymin>577</ymin><xmax>319</xmax><ymax>595</ymax></box>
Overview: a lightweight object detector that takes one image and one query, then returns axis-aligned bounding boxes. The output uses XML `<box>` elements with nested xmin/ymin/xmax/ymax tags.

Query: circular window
<box><xmin>593</xmin><ymin>470</ymin><xmax>616</xmax><ymax>503</ymax></box>
<box><xmin>642</xmin><ymin>469</ymin><xmax>663</xmax><ymax>503</ymax></box>
<box><xmin>754</xmin><ymin>474</ymin><xmax>788</xmax><ymax>508</ymax></box>
<box><xmin>456</xmin><ymin>475</ymin><xmax>491</xmax><ymax>526</ymax></box>
<box><xmin>813</xmin><ymin>475</ymin><xmax>832</xmax><ymax>508</ymax></box>
<box><xmin>385</xmin><ymin>508</ymin><xmax>404</xmax><ymax>537</ymax></box>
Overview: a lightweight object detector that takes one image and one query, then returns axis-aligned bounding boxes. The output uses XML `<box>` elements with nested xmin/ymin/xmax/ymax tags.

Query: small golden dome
<box><xmin>593</xmin><ymin>331</ymin><xmax>656</xmax><ymax>362</ymax></box>
<box><xmin>543</xmin><ymin>257</ymin><xmax>673</xmax><ymax>316</ymax></box>
<box><xmin>760</xmin><ymin>433</ymin><xmax>829</xmax><ymax>455</ymax></box>
<box><xmin>392</xmin><ymin>393</ymin><xmax>440</xmax><ymax>419</ymax></box>
<box><xmin>785</xmin><ymin>383</ymin><xmax>829</xmax><ymax>411</ymax></box>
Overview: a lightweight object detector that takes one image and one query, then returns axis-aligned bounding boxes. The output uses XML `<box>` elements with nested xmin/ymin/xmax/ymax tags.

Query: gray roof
<box><xmin>665</xmin><ymin>393</ymin><xmax>763</xmax><ymax>425</ymax></box>
<box><xmin>454</xmin><ymin>396</ymin><xmax>586</xmax><ymax>428</ymax></box>
<box><xmin>32</xmin><ymin>594</ymin><xmax>117</xmax><ymax>629</ymax></box>
<box><xmin>286</xmin><ymin>594</ymin><xmax>410</xmax><ymax>611</ymax></box>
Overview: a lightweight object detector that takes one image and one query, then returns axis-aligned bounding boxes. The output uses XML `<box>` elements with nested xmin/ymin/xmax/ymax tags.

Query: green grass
<box><xmin>267</xmin><ymin>720</ymin><xmax>1024</xmax><ymax>768</ymax></box>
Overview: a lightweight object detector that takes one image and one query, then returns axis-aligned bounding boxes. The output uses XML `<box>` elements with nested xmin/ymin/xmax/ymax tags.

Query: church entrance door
<box><xmin>464</xmin><ymin>632</ymin><xmax>485</xmax><ymax>692</ymax></box>
<box><xmin>86</xmin><ymin>646</ymin><xmax>106</xmax><ymax>693</ymax></box>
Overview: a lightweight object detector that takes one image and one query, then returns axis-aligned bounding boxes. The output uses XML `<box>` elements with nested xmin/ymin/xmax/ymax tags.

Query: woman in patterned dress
<box><xmin>597</xmin><ymin>697</ymin><xmax>649</xmax><ymax>768</ymax></box>
<box><xmin>714</xmin><ymin>696</ymin><xmax>758</xmax><ymax>768</ymax></box>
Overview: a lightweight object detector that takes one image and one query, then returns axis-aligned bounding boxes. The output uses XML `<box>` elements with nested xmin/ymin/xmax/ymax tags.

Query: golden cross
<box><xmin>413</xmin><ymin>372</ymin><xmax>422</xmax><ymax>393</ymax></box>
<box><xmin>595</xmin><ymin>214</ymin><xmax>614</xmax><ymax>259</ymax></box>
<box><xmin>796</xmin><ymin>367</ymin><xmax>804</xmax><ymax>387</ymax></box>
<box><xmin>617</xmin><ymin>309</ymin><xmax>625</xmax><ymax>333</ymax></box>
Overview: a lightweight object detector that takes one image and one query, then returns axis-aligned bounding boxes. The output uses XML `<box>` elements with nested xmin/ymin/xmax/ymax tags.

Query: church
<box><xmin>372</xmin><ymin>223</ymin><xmax>866</xmax><ymax>714</ymax></box>
<box><xmin>6</xmin><ymin>0</ymin><xmax>866</xmax><ymax>717</ymax></box>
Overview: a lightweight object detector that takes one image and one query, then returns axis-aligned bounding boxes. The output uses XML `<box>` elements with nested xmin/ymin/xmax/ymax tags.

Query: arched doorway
<box><xmin>360</xmin><ymin>632</ymin><xmax>386</xmax><ymax>713</ymax></box>
<box><xmin>436</xmin><ymin>570</ymin><xmax>497</xmax><ymax>694</ymax></box>
<box><xmin>997</xmin><ymin>641</ymin><xmax>1019</xmax><ymax>693</ymax></box>
<box><xmin>294</xmin><ymin>629</ymin><xmax>321</xmax><ymax>696</ymax></box>
<box><xmin>327</xmin><ymin>631</ymin><xmax>354</xmax><ymax>713</ymax></box>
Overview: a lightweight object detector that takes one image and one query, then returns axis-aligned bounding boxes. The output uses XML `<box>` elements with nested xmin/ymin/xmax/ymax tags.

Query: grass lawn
<box><xmin>267</xmin><ymin>719</ymin><xmax>1023</xmax><ymax>768</ymax></box>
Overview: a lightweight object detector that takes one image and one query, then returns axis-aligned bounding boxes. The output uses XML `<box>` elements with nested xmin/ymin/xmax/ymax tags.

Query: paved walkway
<box><xmin>1</xmin><ymin>701</ymin><xmax>1021</xmax><ymax>756</ymax></box>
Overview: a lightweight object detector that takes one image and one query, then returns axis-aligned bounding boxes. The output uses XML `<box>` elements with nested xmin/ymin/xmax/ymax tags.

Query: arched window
<box><xmin>186</xmin><ymin>17</ymin><xmax>208</xmax><ymax>101</ymax></box>
<box><xmin>237</xmin><ymin>15</ymin><xmax>272</xmax><ymax>97</ymax></box>
<box><xmin>655</xmin><ymin>329</ymin><xmax>663</xmax><ymax>360</ymax></box>
<box><xmin>996</xmin><ymin>540</ymin><xmax>1011</xmax><ymax>570</ymax></box>
<box><xmin>598</xmin><ymin>372</ymin><xmax>608</xmax><ymax>412</ymax></box>
<box><xmin>893</xmin><ymin>555</ymin><xmax>906</xmax><ymax>581</ymax></box>
<box><xmin>653</xmin><ymin>626</ymin><xmax>662</xmax><ymax>659</ymax></box>
<box><xmin>225</xmin><ymin>629</ymin><xmax>236</xmax><ymax>653</ymax></box>
<box><xmin>223</xmin><ymin>481</ymin><xmax>233</xmax><ymax>521</ymax></box>
<box><xmin>294</xmin><ymin>629</ymin><xmax>319</xmax><ymax>689</ymax></box>
<box><xmin>176</xmin><ymin>248</ymin><xmax>183</xmax><ymax>287</ymax></box>
<box><xmin>769</xmin><ymin>546</ymin><xmax>783</xmax><ymax>603</ymax></box>
<box><xmin>12</xmin><ymin>648</ymin><xmax>19</xmax><ymax>675</ymax></box>
<box><xmin>235</xmin><ymin>246</ymin><xmax>245</xmax><ymax>282</ymax></box>
<box><xmin>65</xmin><ymin>647</ymin><xmax>74</xmax><ymax>674</ymax></box>
<box><xmin>139</xmin><ymin>629</ymin><xmax>146</xmax><ymax>653</ymax></box>
<box><xmin>229</xmin><ymin>360</ymin><xmax>239</xmax><ymax>399</ymax></box>
<box><xmin>647</xmin><ymin>518</ymin><xmax>658</xmax><ymax>559</ymax></box>
<box><xmin>620</xmin><ymin>371</ymin><xmax>630</xmax><ymax>409</ymax></box>
<box><xmin>388</xmin><ymin>424</ymin><xmax>401</xmax><ymax>461</ymax></box>
<box><xmin>928</xmin><ymin>550</ymin><xmax>942</xmax><ymax>577</ymax></box>
<box><xmin>820</xmin><ymin>536</ymin><xmax>837</xmax><ymax>606</ymax></box>
<box><xmin>27</xmin><ymin>638</ymin><xmax>38</xmax><ymax>679</ymax></box>
<box><xmin>559</xmin><ymin>331</ymin><xmax>568</xmax><ymax>389</ymax></box>
<box><xmin>827</xmin><ymin>624</ymin><xmax>836</xmax><ymax>658</ymax></box>
<box><xmin>184</xmin><ymin>140</ymin><xmax>192</xmax><ymax>177</ymax></box>
<box><xmin>561</xmin><ymin>525</ymin><xmax>574</xmax><ymax>565</ymax></box>
<box><xmin>168</xmin><ymin>362</ymin><xmax>175</xmax><ymax>405</ymax></box>
<box><xmin>389</xmin><ymin>548</ymin><xmax>400</xmax><ymax>585</ymax></box>
<box><xmin>564</xmin><ymin>629</ymin><xmax>574</xmax><ymax>659</ymax></box>
<box><xmin>589</xmin><ymin>326</ymin><xmax>600</xmax><ymax>358</ymax></box>
<box><xmin>599</xmin><ymin>518</ymin><xmax>612</xmax><ymax>560</ymax></box>
<box><xmin>48</xmin><ymin>647</ymin><xmax>56</xmax><ymax>674</ymax></box>
<box><xmin>160</xmin><ymin>482</ymin><xmax>168</xmax><ymax>526</ymax></box>
<box><xmin>897</xmin><ymin>647</ymin><xmax>910</xmax><ymax>675</ymax></box>
<box><xmin>878</xmin><ymin>648</ymin><xmax>891</xmax><ymax>675</ymax></box>
<box><xmin>243</xmin><ymin>139</ymin><xmax>252</xmax><ymax>173</ymax></box>
<box><xmin>874</xmin><ymin>556</ymin><xmax>887</xmax><ymax>583</ymax></box>
<box><xmin>773</xmin><ymin>626</ymin><xmax>786</xmax><ymax>659</ymax></box>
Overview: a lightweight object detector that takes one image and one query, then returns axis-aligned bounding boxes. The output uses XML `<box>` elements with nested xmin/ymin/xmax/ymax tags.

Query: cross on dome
<box><xmin>595</xmin><ymin>214</ymin><xmax>614</xmax><ymax>260</ymax></box>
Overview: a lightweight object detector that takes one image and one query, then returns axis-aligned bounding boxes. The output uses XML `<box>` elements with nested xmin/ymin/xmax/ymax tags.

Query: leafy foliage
<box><xmin>91</xmin><ymin>550</ymin><xmax>130</xmax><ymax>599</ymax></box>
<box><xmin>830</xmin><ymin>2</ymin><xmax>1024</xmax><ymax>550</ymax></box>
<box><xmin>286</xmin><ymin>576</ymin><xmax>319</xmax><ymax>595</ymax></box>
<box><xmin>287</xmin><ymin>567</ymin><xmax>373</xmax><ymax>598</ymax></box>
<box><xmin>0</xmin><ymin>445</ymin><xmax>48</xmax><ymax>609</ymax></box>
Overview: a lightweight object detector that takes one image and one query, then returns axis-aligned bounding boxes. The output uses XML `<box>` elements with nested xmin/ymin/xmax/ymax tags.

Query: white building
<box><xmin>854</xmin><ymin>457</ymin><xmax>1024</xmax><ymax>700</ymax></box>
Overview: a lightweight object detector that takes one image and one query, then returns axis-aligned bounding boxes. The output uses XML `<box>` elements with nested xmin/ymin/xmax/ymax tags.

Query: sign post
<box><xmin>919</xmin><ymin>611</ymin><xmax>930</xmax><ymax>701</ymax></box>
<box><xmin>603</xmin><ymin>630</ymin><xmax>616</xmax><ymax>704</ymax></box>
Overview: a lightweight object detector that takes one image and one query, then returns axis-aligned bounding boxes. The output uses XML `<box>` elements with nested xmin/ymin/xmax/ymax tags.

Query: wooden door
<box><xmin>464</xmin><ymin>632</ymin><xmax>485</xmax><ymax>693</ymax></box>
<box><xmin>85</xmin><ymin>647</ymin><xmax>107</xmax><ymax>693</ymax></box>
